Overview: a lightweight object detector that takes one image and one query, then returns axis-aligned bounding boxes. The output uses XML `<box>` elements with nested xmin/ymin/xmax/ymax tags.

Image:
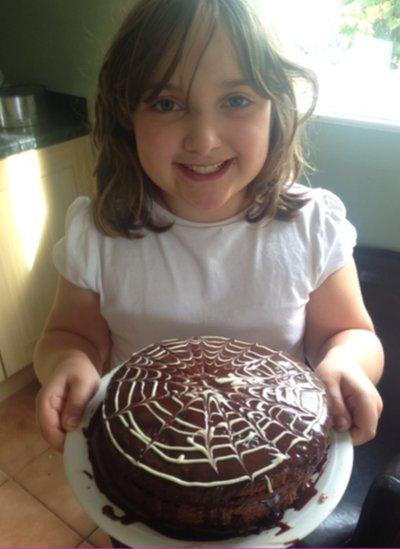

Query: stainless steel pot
<box><xmin>0</xmin><ymin>84</ymin><xmax>48</xmax><ymax>129</ymax></box>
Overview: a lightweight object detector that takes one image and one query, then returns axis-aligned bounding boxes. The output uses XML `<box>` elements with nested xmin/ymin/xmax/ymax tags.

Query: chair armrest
<box><xmin>348</xmin><ymin>453</ymin><xmax>400</xmax><ymax>548</ymax></box>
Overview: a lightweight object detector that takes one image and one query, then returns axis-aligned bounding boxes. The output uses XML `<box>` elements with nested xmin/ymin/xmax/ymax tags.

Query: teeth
<box><xmin>184</xmin><ymin>161</ymin><xmax>226</xmax><ymax>174</ymax></box>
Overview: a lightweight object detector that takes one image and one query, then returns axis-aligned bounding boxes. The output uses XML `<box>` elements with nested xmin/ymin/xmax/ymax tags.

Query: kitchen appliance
<box><xmin>0</xmin><ymin>84</ymin><xmax>49</xmax><ymax>129</ymax></box>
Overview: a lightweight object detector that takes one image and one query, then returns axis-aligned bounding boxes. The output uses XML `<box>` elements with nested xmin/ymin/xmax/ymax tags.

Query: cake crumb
<box><xmin>318</xmin><ymin>493</ymin><xmax>328</xmax><ymax>503</ymax></box>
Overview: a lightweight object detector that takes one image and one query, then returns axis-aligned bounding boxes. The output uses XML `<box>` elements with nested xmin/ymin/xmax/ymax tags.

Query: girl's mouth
<box><xmin>176</xmin><ymin>159</ymin><xmax>234</xmax><ymax>181</ymax></box>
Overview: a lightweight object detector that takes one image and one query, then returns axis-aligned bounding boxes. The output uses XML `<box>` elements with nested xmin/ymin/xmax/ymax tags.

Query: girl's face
<box><xmin>133</xmin><ymin>26</ymin><xmax>271</xmax><ymax>222</ymax></box>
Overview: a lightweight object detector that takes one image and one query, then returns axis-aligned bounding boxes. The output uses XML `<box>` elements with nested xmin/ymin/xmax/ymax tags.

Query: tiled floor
<box><xmin>0</xmin><ymin>380</ymin><xmax>112</xmax><ymax>548</ymax></box>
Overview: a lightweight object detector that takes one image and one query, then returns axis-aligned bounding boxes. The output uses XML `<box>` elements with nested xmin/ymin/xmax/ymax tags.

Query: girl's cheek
<box><xmin>228</xmin><ymin>119</ymin><xmax>270</xmax><ymax>152</ymax></box>
<box><xmin>136</xmin><ymin>123</ymin><xmax>179</xmax><ymax>156</ymax></box>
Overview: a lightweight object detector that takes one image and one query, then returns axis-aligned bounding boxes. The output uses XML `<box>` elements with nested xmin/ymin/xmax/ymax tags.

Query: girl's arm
<box><xmin>34</xmin><ymin>276</ymin><xmax>112</xmax><ymax>451</ymax></box>
<box><xmin>304</xmin><ymin>259</ymin><xmax>384</xmax><ymax>446</ymax></box>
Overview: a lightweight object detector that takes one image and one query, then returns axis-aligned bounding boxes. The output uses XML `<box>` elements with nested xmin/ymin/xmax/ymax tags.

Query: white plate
<box><xmin>64</xmin><ymin>368</ymin><xmax>354</xmax><ymax>548</ymax></box>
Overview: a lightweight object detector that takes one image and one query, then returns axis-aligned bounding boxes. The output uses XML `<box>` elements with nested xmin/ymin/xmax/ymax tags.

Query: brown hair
<box><xmin>92</xmin><ymin>0</ymin><xmax>318</xmax><ymax>237</ymax></box>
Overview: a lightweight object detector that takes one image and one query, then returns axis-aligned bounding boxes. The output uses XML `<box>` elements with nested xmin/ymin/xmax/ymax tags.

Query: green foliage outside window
<box><xmin>340</xmin><ymin>0</ymin><xmax>400</xmax><ymax>69</ymax></box>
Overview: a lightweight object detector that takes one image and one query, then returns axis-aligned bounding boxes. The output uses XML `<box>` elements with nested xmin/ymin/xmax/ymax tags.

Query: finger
<box><xmin>61</xmin><ymin>378</ymin><xmax>99</xmax><ymax>432</ymax></box>
<box><xmin>324</xmin><ymin>382</ymin><xmax>352</xmax><ymax>432</ymax></box>
<box><xmin>36</xmin><ymin>388</ymin><xmax>67</xmax><ymax>453</ymax></box>
<box><xmin>346</xmin><ymin>391</ymin><xmax>380</xmax><ymax>446</ymax></box>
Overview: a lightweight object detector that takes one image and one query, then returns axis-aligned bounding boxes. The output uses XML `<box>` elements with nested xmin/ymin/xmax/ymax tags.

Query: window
<box><xmin>258</xmin><ymin>0</ymin><xmax>400</xmax><ymax>129</ymax></box>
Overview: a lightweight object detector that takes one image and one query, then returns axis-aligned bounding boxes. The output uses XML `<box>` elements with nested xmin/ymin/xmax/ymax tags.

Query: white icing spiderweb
<box><xmin>103</xmin><ymin>336</ymin><xmax>326</xmax><ymax>487</ymax></box>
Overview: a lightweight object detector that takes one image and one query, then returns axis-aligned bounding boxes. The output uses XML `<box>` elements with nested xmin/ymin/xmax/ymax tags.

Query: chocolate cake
<box><xmin>87</xmin><ymin>336</ymin><xmax>331</xmax><ymax>539</ymax></box>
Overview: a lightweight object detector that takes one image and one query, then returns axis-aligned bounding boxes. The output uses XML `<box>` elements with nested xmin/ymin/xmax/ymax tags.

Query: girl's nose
<box><xmin>183</xmin><ymin>113</ymin><xmax>222</xmax><ymax>155</ymax></box>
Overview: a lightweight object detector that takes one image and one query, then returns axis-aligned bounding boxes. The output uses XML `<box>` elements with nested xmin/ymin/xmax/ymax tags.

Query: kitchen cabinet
<box><xmin>0</xmin><ymin>135</ymin><xmax>95</xmax><ymax>378</ymax></box>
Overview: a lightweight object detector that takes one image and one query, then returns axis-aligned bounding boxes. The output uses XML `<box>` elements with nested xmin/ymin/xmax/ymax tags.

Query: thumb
<box><xmin>61</xmin><ymin>380</ymin><xmax>99</xmax><ymax>432</ymax></box>
<box><xmin>326</xmin><ymin>383</ymin><xmax>352</xmax><ymax>432</ymax></box>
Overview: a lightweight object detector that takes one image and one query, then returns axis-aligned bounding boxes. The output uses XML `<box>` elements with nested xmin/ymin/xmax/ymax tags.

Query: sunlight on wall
<box><xmin>5</xmin><ymin>150</ymin><xmax>47</xmax><ymax>271</ymax></box>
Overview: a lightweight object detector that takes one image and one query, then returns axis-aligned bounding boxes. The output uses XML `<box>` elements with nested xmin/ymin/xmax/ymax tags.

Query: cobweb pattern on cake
<box><xmin>102</xmin><ymin>336</ymin><xmax>327</xmax><ymax>488</ymax></box>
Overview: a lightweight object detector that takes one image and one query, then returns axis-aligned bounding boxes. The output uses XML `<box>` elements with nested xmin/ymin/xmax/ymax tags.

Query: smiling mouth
<box><xmin>180</xmin><ymin>160</ymin><xmax>231</xmax><ymax>175</ymax></box>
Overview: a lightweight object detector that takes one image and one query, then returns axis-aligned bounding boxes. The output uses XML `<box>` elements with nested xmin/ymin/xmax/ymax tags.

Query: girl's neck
<box><xmin>156</xmin><ymin>191</ymin><xmax>251</xmax><ymax>223</ymax></box>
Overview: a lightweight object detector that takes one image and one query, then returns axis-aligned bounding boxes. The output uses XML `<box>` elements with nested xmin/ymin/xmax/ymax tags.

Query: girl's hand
<box><xmin>315</xmin><ymin>360</ymin><xmax>383</xmax><ymax>446</ymax></box>
<box><xmin>36</xmin><ymin>361</ymin><xmax>100</xmax><ymax>452</ymax></box>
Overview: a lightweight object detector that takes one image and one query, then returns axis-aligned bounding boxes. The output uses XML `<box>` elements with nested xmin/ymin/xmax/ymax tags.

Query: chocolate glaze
<box><xmin>292</xmin><ymin>482</ymin><xmax>318</xmax><ymax>510</ymax></box>
<box><xmin>87</xmin><ymin>336</ymin><xmax>331</xmax><ymax>539</ymax></box>
<box><xmin>103</xmin><ymin>505</ymin><xmax>134</xmax><ymax>526</ymax></box>
<box><xmin>275</xmin><ymin>520</ymin><xmax>291</xmax><ymax>534</ymax></box>
<box><xmin>82</xmin><ymin>470</ymin><xmax>93</xmax><ymax>480</ymax></box>
<box><xmin>101</xmin><ymin>502</ymin><xmax>288</xmax><ymax>542</ymax></box>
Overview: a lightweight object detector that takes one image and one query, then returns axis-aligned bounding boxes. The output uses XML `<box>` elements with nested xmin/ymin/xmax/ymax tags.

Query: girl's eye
<box><xmin>225</xmin><ymin>95</ymin><xmax>251</xmax><ymax>109</ymax></box>
<box><xmin>152</xmin><ymin>99</ymin><xmax>180</xmax><ymax>113</ymax></box>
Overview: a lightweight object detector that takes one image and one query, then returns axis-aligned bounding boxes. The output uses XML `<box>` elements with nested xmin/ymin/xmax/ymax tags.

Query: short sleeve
<box><xmin>52</xmin><ymin>196</ymin><xmax>102</xmax><ymax>293</ymax></box>
<box><xmin>312</xmin><ymin>189</ymin><xmax>357</xmax><ymax>289</ymax></box>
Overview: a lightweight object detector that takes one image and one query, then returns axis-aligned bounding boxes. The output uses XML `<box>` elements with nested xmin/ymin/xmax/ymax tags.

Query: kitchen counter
<box><xmin>0</xmin><ymin>91</ymin><xmax>90</xmax><ymax>159</ymax></box>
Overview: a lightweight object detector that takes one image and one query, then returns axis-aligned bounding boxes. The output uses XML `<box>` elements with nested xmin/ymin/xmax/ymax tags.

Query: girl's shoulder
<box><xmin>61</xmin><ymin>196</ymin><xmax>102</xmax><ymax>241</ymax></box>
<box><xmin>291</xmin><ymin>183</ymin><xmax>348</xmax><ymax>215</ymax></box>
<box><xmin>53</xmin><ymin>196</ymin><xmax>103</xmax><ymax>294</ymax></box>
<box><xmin>64</xmin><ymin>195</ymin><xmax>93</xmax><ymax>225</ymax></box>
<box><xmin>289</xmin><ymin>183</ymin><xmax>351</xmax><ymax>231</ymax></box>
<box><xmin>285</xmin><ymin>184</ymin><xmax>357</xmax><ymax>289</ymax></box>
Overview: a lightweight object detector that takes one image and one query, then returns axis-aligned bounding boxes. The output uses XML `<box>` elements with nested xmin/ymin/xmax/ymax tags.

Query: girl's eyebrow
<box><xmin>145</xmin><ymin>83</ymin><xmax>179</xmax><ymax>93</ymax></box>
<box><xmin>143</xmin><ymin>85</ymin><xmax>174</xmax><ymax>103</ymax></box>
<box><xmin>220</xmin><ymin>78</ymin><xmax>252</xmax><ymax>88</ymax></box>
<box><xmin>142</xmin><ymin>78</ymin><xmax>253</xmax><ymax>104</ymax></box>
<box><xmin>145</xmin><ymin>78</ymin><xmax>251</xmax><ymax>95</ymax></box>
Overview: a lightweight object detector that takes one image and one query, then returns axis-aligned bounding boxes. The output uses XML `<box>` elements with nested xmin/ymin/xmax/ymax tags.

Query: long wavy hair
<box><xmin>92</xmin><ymin>0</ymin><xmax>318</xmax><ymax>237</ymax></box>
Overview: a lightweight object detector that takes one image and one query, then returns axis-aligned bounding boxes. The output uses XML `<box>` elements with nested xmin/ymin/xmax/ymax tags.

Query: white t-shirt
<box><xmin>53</xmin><ymin>184</ymin><xmax>357</xmax><ymax>368</ymax></box>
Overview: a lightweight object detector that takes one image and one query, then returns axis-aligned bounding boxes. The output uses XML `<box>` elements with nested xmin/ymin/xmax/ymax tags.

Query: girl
<box><xmin>34</xmin><ymin>0</ymin><xmax>383</xmax><ymax>459</ymax></box>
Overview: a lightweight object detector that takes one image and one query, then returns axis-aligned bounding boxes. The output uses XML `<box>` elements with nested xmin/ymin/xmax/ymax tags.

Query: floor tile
<box><xmin>0</xmin><ymin>479</ymin><xmax>81</xmax><ymax>547</ymax></box>
<box><xmin>0</xmin><ymin>380</ymin><xmax>48</xmax><ymax>476</ymax></box>
<box><xmin>88</xmin><ymin>527</ymin><xmax>112</xmax><ymax>547</ymax></box>
<box><xmin>15</xmin><ymin>448</ymin><xmax>97</xmax><ymax>538</ymax></box>
<box><xmin>0</xmin><ymin>469</ymin><xmax>8</xmax><ymax>486</ymax></box>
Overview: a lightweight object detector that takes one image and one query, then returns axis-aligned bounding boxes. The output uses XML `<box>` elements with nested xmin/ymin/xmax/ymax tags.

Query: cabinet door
<box><xmin>0</xmin><ymin>136</ymin><xmax>95</xmax><ymax>377</ymax></box>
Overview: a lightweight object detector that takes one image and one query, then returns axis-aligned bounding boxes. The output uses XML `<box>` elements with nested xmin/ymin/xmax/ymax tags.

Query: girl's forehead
<box><xmin>148</xmin><ymin>24</ymin><xmax>245</xmax><ymax>91</ymax></box>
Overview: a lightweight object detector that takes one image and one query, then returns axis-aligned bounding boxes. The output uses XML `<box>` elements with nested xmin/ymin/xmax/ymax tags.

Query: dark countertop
<box><xmin>0</xmin><ymin>91</ymin><xmax>91</xmax><ymax>160</ymax></box>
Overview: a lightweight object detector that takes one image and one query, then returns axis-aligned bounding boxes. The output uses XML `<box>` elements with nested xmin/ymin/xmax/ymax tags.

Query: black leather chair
<box><xmin>299</xmin><ymin>246</ymin><xmax>400</xmax><ymax>548</ymax></box>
